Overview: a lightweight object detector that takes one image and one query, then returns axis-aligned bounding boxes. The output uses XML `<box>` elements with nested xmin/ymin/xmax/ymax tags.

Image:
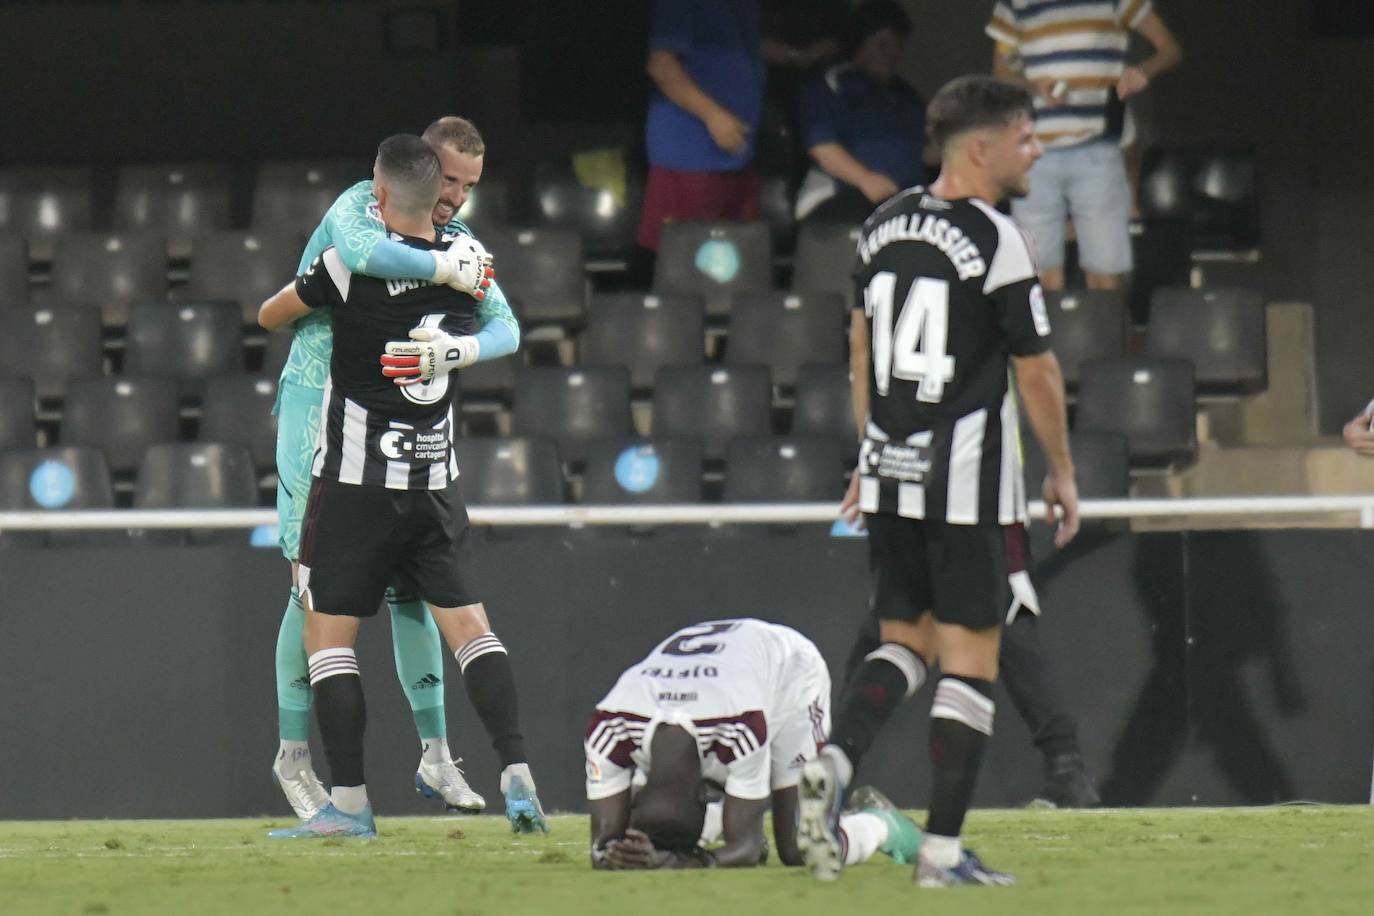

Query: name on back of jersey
<box><xmin>858</xmin><ymin>211</ymin><xmax>987</xmax><ymax>280</ymax></box>
<box><xmin>386</xmin><ymin>277</ymin><xmax>435</xmax><ymax>297</ymax></box>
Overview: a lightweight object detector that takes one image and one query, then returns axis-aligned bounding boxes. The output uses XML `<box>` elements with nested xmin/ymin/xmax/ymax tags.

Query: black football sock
<box><xmin>309</xmin><ymin>648</ymin><xmax>367</xmax><ymax>790</ymax></box>
<box><xmin>926</xmin><ymin>675</ymin><xmax>995</xmax><ymax>839</ymax></box>
<box><xmin>456</xmin><ymin>634</ymin><xmax>526</xmax><ymax>767</ymax></box>
<box><xmin>827</xmin><ymin>642</ymin><xmax>926</xmax><ymax>771</ymax></box>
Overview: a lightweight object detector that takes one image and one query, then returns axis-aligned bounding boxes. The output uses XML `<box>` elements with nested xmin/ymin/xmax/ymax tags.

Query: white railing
<box><xmin>4</xmin><ymin>495</ymin><xmax>1374</xmax><ymax>530</ymax></box>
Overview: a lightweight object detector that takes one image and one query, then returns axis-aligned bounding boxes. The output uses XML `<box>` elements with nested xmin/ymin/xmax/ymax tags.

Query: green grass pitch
<box><xmin>3</xmin><ymin>807</ymin><xmax>1373</xmax><ymax>916</ymax></box>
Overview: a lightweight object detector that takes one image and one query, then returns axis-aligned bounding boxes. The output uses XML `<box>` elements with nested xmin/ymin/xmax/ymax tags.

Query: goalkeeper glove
<box><xmin>379</xmin><ymin>327</ymin><xmax>480</xmax><ymax>386</ymax></box>
<box><xmin>430</xmin><ymin>236</ymin><xmax>495</xmax><ymax>300</ymax></box>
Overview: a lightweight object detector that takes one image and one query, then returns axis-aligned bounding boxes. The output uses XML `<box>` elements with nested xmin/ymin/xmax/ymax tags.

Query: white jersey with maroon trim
<box><xmin>852</xmin><ymin>188</ymin><xmax>1053</xmax><ymax>525</ymax></box>
<box><xmin>585</xmin><ymin>619</ymin><xmax>826</xmax><ymax>802</ymax></box>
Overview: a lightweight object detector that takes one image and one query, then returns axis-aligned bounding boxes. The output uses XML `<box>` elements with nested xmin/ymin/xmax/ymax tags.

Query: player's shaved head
<box><xmin>630</xmin><ymin>725</ymin><xmax>707</xmax><ymax>852</ymax></box>
<box><xmin>374</xmin><ymin>133</ymin><xmax>442</xmax><ymax>217</ymax></box>
<box><xmin>423</xmin><ymin>116</ymin><xmax>485</xmax><ymax>157</ymax></box>
<box><xmin>927</xmin><ymin>75</ymin><xmax>1034</xmax><ymax>156</ymax></box>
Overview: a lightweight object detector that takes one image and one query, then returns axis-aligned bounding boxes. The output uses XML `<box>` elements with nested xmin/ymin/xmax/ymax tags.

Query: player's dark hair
<box><xmin>374</xmin><ymin>133</ymin><xmax>441</xmax><ymax>214</ymax></box>
<box><xmin>927</xmin><ymin>75</ymin><xmax>1035</xmax><ymax>155</ymax></box>
<box><xmin>423</xmin><ymin>116</ymin><xmax>485</xmax><ymax>157</ymax></box>
<box><xmin>846</xmin><ymin>0</ymin><xmax>912</xmax><ymax>56</ymax></box>
<box><xmin>630</xmin><ymin>725</ymin><xmax>707</xmax><ymax>852</ymax></box>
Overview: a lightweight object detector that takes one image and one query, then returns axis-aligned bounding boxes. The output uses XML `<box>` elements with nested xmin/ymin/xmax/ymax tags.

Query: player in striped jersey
<box><xmin>259</xmin><ymin>135</ymin><xmax>545</xmax><ymax>839</ymax></box>
<box><xmin>268</xmin><ymin>117</ymin><xmax>516</xmax><ymax>823</ymax></box>
<box><xmin>799</xmin><ymin>76</ymin><xmax>1079</xmax><ymax>888</ymax></box>
<box><xmin>586</xmin><ymin>619</ymin><xmax>921</xmax><ymax>871</ymax></box>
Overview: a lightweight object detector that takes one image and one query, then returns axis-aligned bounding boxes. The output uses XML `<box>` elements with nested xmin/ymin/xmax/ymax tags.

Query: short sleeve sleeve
<box><xmin>294</xmin><ymin>249</ymin><xmax>348</xmax><ymax>311</ymax></box>
<box><xmin>1118</xmin><ymin>0</ymin><xmax>1154</xmax><ymax>29</ymax></box>
<box><xmin>979</xmin><ymin>212</ymin><xmax>1051</xmax><ymax>356</ymax></box>
<box><xmin>723</xmin><ymin>748</ymin><xmax>771</xmax><ymax>801</ymax></box>
<box><xmin>985</xmin><ymin>2</ymin><xmax>1022</xmax><ymax>47</ymax></box>
<box><xmin>799</xmin><ymin>73</ymin><xmax>843</xmax><ymax>149</ymax></box>
<box><xmin>651</xmin><ymin>0</ymin><xmax>696</xmax><ymax>54</ymax></box>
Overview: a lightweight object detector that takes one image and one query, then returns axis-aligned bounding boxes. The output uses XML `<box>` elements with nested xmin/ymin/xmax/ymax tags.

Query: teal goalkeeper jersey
<box><xmin>278</xmin><ymin>179</ymin><xmax>518</xmax><ymax>391</ymax></box>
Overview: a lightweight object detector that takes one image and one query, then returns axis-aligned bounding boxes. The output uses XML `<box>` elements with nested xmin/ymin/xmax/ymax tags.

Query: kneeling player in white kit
<box><xmin>584</xmin><ymin>618</ymin><xmax>921</xmax><ymax>869</ymax></box>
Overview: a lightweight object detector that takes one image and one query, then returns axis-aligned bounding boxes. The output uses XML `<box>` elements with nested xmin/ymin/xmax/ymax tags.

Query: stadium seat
<box><xmin>123</xmin><ymin>302</ymin><xmax>243</xmax><ymax>394</ymax></box>
<box><xmin>62</xmin><ymin>373</ymin><xmax>181</xmax><ymax>472</ymax></box>
<box><xmin>261</xmin><ymin>329</ymin><xmax>294</xmax><ymax>379</ymax></box>
<box><xmin>724</xmin><ymin>435</ymin><xmax>846</xmax><ymax>502</ymax></box>
<box><xmin>1128</xmin><ymin>217</ymin><xmax>1192</xmax><ymax>324</ymax></box>
<box><xmin>456</xmin><ymin>178</ymin><xmax>510</xmax><ymax>235</ymax></box>
<box><xmin>653</xmin><ymin>220</ymin><xmax>772</xmax><ymax>316</ymax></box>
<box><xmin>1145</xmin><ymin>287</ymin><xmax>1266</xmax><ymax>395</ymax></box>
<box><xmin>531</xmin><ymin>157</ymin><xmax>640</xmax><ymax>259</ymax></box>
<box><xmin>581</xmin><ymin>292</ymin><xmax>705</xmax><ymax>391</ymax></box>
<box><xmin>1191</xmin><ymin>147</ymin><xmax>1259</xmax><ymax>251</ymax></box>
<box><xmin>1043</xmin><ymin>289</ymin><xmax>1127</xmax><ymax>389</ymax></box>
<box><xmin>652</xmin><ymin>365</ymin><xmax>772</xmax><ymax>461</ymax></box>
<box><xmin>113</xmin><ymin>163</ymin><xmax>233</xmax><ymax>259</ymax></box>
<box><xmin>1076</xmin><ymin>358</ymin><xmax>1197</xmax><ymax>467</ymax></box>
<box><xmin>0</xmin><ymin>304</ymin><xmax>104</xmax><ymax>400</ymax></box>
<box><xmin>581</xmin><ymin>436</ymin><xmax>704</xmax><ymax>503</ymax></box>
<box><xmin>133</xmin><ymin>442</ymin><xmax>261</xmax><ymax>545</ymax></box>
<box><xmin>0</xmin><ymin>166</ymin><xmax>94</xmax><ymax>260</ymax></box>
<box><xmin>1139</xmin><ymin>148</ymin><xmax>1193</xmax><ymax>222</ymax></box>
<box><xmin>480</xmin><ymin>227</ymin><xmax>587</xmax><ymax>326</ymax></box>
<box><xmin>61</xmin><ymin>376</ymin><xmax>180</xmax><ymax>474</ymax></box>
<box><xmin>511</xmin><ymin>366</ymin><xmax>632</xmax><ymax>464</ymax></box>
<box><xmin>1022</xmin><ymin>429</ymin><xmax>1130</xmax><ymax>500</ymax></box>
<box><xmin>0</xmin><ymin>231</ymin><xmax>29</xmax><ymax>305</ymax></box>
<box><xmin>186</xmin><ymin>229</ymin><xmax>303</xmax><ymax>324</ymax></box>
<box><xmin>251</xmin><ymin>159</ymin><xmax>368</xmax><ymax>237</ymax></box>
<box><xmin>49</xmin><ymin>232</ymin><xmax>168</xmax><ymax>326</ymax></box>
<box><xmin>0</xmin><ymin>447</ymin><xmax>118</xmax><ymax>548</ymax></box>
<box><xmin>0</xmin><ymin>378</ymin><xmax>37</xmax><ymax>452</ymax></box>
<box><xmin>791</xmin><ymin>222</ymin><xmax>864</xmax><ymax>309</ymax></box>
<box><xmin>198</xmin><ymin>375</ymin><xmax>279</xmax><ymax>470</ymax></box>
<box><xmin>456</xmin><ymin>351</ymin><xmax>523</xmax><ymax>403</ymax></box>
<box><xmin>724</xmin><ymin>291</ymin><xmax>846</xmax><ymax>388</ymax></box>
<box><xmin>791</xmin><ymin>363</ymin><xmax>856</xmax><ymax>440</ymax></box>
<box><xmin>453</xmin><ymin>436</ymin><xmax>566</xmax><ymax>505</ymax></box>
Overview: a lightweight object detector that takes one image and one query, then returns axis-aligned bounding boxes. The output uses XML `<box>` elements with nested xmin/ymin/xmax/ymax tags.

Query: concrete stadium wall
<box><xmin>2</xmin><ymin>527</ymin><xmax>1372</xmax><ymax>820</ymax></box>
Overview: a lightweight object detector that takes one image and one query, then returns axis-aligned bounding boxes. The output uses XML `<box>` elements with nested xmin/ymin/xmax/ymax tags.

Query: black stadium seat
<box><xmin>133</xmin><ymin>442</ymin><xmax>261</xmax><ymax>545</ymax></box>
<box><xmin>0</xmin><ymin>304</ymin><xmax>104</xmax><ymax>400</ymax></box>
<box><xmin>124</xmin><ymin>302</ymin><xmax>243</xmax><ymax>394</ymax></box>
<box><xmin>261</xmin><ymin>330</ymin><xmax>294</xmax><ymax>379</ymax></box>
<box><xmin>113</xmin><ymin>163</ymin><xmax>233</xmax><ymax>259</ymax></box>
<box><xmin>1128</xmin><ymin>217</ymin><xmax>1192</xmax><ymax>324</ymax></box>
<box><xmin>581</xmin><ymin>437</ymin><xmax>704</xmax><ymax>504</ymax></box>
<box><xmin>1022</xmin><ymin>429</ymin><xmax>1130</xmax><ymax>500</ymax></box>
<box><xmin>1139</xmin><ymin>146</ymin><xmax>1258</xmax><ymax>252</ymax></box>
<box><xmin>653</xmin><ymin>220</ymin><xmax>772</xmax><ymax>316</ymax></box>
<box><xmin>61</xmin><ymin>377</ymin><xmax>180</xmax><ymax>474</ymax></box>
<box><xmin>198</xmin><ymin>374</ymin><xmax>279</xmax><ymax>470</ymax></box>
<box><xmin>252</xmin><ymin>159</ymin><xmax>367</xmax><ymax>237</ymax></box>
<box><xmin>0</xmin><ymin>378</ymin><xmax>37</xmax><ymax>452</ymax></box>
<box><xmin>791</xmin><ymin>363</ymin><xmax>856</xmax><ymax>440</ymax></box>
<box><xmin>791</xmin><ymin>222</ymin><xmax>863</xmax><ymax>309</ymax></box>
<box><xmin>481</xmin><ymin>227</ymin><xmax>587</xmax><ymax>326</ymax></box>
<box><xmin>1043</xmin><ymin>289</ymin><xmax>1127</xmax><ymax>389</ymax></box>
<box><xmin>49</xmin><ymin>232</ymin><xmax>168</xmax><ymax>326</ymax></box>
<box><xmin>582</xmin><ymin>292</ymin><xmax>705</xmax><ymax>391</ymax></box>
<box><xmin>531</xmin><ymin>158</ymin><xmax>640</xmax><ymax>259</ymax></box>
<box><xmin>725</xmin><ymin>291</ymin><xmax>846</xmax><ymax>388</ymax></box>
<box><xmin>1144</xmin><ymin>287</ymin><xmax>1266</xmax><ymax>395</ymax></box>
<box><xmin>453</xmin><ymin>436</ymin><xmax>566</xmax><ymax>505</ymax></box>
<box><xmin>511</xmin><ymin>367</ymin><xmax>632</xmax><ymax>464</ymax></box>
<box><xmin>186</xmin><ymin>230</ymin><xmax>303</xmax><ymax>324</ymax></box>
<box><xmin>0</xmin><ymin>166</ymin><xmax>93</xmax><ymax>261</ymax></box>
<box><xmin>456</xmin><ymin>178</ymin><xmax>510</xmax><ymax>235</ymax></box>
<box><xmin>0</xmin><ymin>232</ymin><xmax>29</xmax><ymax>305</ymax></box>
<box><xmin>0</xmin><ymin>447</ymin><xmax>117</xmax><ymax>548</ymax></box>
<box><xmin>1076</xmin><ymin>358</ymin><xmax>1196</xmax><ymax>467</ymax></box>
<box><xmin>652</xmin><ymin>365</ymin><xmax>772</xmax><ymax>461</ymax></box>
<box><xmin>724</xmin><ymin>435</ymin><xmax>845</xmax><ymax>502</ymax></box>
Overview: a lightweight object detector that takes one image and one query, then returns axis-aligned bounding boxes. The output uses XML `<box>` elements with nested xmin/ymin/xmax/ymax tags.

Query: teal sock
<box><xmin>387</xmin><ymin>591</ymin><xmax>447</xmax><ymax>741</ymax></box>
<box><xmin>274</xmin><ymin>588</ymin><xmax>312</xmax><ymax>742</ymax></box>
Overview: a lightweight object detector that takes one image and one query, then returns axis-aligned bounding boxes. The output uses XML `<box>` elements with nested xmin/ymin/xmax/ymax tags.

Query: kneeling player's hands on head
<box><xmin>601</xmin><ymin>829</ymin><xmax>712</xmax><ymax>870</ymax></box>
<box><xmin>379</xmin><ymin>328</ymin><xmax>480</xmax><ymax>385</ymax></box>
<box><xmin>431</xmin><ymin>237</ymin><xmax>495</xmax><ymax>300</ymax></box>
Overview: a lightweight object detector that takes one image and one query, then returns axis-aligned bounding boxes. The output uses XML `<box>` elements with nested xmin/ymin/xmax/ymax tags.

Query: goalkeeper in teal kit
<box><xmin>269</xmin><ymin>116</ymin><xmax>547</xmax><ymax>833</ymax></box>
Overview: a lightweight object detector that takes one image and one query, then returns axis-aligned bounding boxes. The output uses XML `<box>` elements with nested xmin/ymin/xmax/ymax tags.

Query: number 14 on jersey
<box><xmin>864</xmin><ymin>272</ymin><xmax>955</xmax><ymax>404</ymax></box>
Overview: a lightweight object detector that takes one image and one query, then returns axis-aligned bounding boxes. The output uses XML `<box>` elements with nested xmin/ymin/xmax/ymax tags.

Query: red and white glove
<box><xmin>379</xmin><ymin>327</ymin><xmax>480</xmax><ymax>385</ymax></box>
<box><xmin>430</xmin><ymin>236</ymin><xmax>495</xmax><ymax>300</ymax></box>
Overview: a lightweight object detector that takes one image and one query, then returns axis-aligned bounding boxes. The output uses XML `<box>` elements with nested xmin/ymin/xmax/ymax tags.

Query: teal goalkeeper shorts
<box><xmin>274</xmin><ymin>379</ymin><xmax>324</xmax><ymax>561</ymax></box>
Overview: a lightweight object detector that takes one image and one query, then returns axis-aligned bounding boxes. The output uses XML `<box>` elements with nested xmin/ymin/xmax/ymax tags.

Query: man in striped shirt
<box><xmin>257</xmin><ymin>135</ymin><xmax>546</xmax><ymax>838</ymax></box>
<box><xmin>986</xmin><ymin>0</ymin><xmax>1181</xmax><ymax>291</ymax></box>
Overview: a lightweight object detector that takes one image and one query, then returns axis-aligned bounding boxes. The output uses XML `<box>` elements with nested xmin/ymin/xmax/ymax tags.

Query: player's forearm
<box><xmin>473</xmin><ymin>282</ymin><xmax>520</xmax><ymax>361</ymax></box>
<box><xmin>710</xmin><ymin>837</ymin><xmax>764</xmax><ymax>868</ymax></box>
<box><xmin>1014</xmin><ymin>354</ymin><xmax>1074</xmax><ymax>477</ymax></box>
<box><xmin>647</xmin><ymin>50</ymin><xmax>733</xmax><ymax>125</ymax></box>
<box><xmin>1135</xmin><ymin>14</ymin><xmax>1183</xmax><ymax>80</ymax></box>
<box><xmin>360</xmin><ymin>236</ymin><xmax>447</xmax><ymax>282</ymax></box>
<box><xmin>258</xmin><ymin>281</ymin><xmax>311</xmax><ymax>330</ymax></box>
<box><xmin>810</xmin><ymin>143</ymin><xmax>880</xmax><ymax>190</ymax></box>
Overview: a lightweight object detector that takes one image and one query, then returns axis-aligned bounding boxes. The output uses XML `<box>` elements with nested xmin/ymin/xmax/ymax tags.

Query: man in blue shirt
<box><xmin>796</xmin><ymin>0</ymin><xmax>926</xmax><ymax>225</ymax></box>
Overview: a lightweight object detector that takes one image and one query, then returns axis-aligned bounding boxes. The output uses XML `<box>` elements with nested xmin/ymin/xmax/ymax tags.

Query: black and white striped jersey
<box><xmin>295</xmin><ymin>234</ymin><xmax>479</xmax><ymax>490</ymax></box>
<box><xmin>852</xmin><ymin>187</ymin><xmax>1052</xmax><ymax>525</ymax></box>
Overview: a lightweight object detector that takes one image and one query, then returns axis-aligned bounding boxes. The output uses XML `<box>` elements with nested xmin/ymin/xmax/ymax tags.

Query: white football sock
<box><xmin>840</xmin><ymin>812</ymin><xmax>888</xmax><ymax>866</ymax></box>
<box><xmin>821</xmin><ymin>744</ymin><xmax>854</xmax><ymax>786</ymax></box>
<box><xmin>699</xmin><ymin>800</ymin><xmax>724</xmax><ymax>845</ymax></box>
<box><xmin>276</xmin><ymin>741</ymin><xmax>311</xmax><ymax>772</ymax></box>
<box><xmin>921</xmin><ymin>832</ymin><xmax>962</xmax><ymax>868</ymax></box>
<box><xmin>331</xmin><ymin>785</ymin><xmax>370</xmax><ymax>815</ymax></box>
<box><xmin>421</xmin><ymin>737</ymin><xmax>450</xmax><ymax>766</ymax></box>
<box><xmin>501</xmin><ymin>762</ymin><xmax>535</xmax><ymax>794</ymax></box>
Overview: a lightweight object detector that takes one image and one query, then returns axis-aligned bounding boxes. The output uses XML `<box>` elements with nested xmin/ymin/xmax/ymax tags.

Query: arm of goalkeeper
<box><xmin>380</xmin><ymin>327</ymin><xmax>481</xmax><ymax>386</ymax></box>
<box><xmin>430</xmin><ymin>235</ymin><xmax>496</xmax><ymax>300</ymax></box>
